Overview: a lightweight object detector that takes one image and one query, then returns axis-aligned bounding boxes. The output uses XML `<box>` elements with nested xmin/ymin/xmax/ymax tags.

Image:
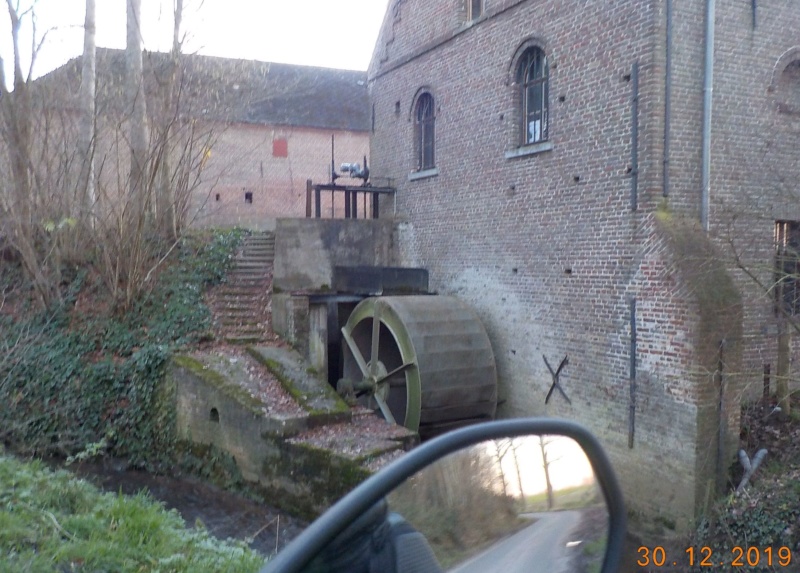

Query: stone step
<box><xmin>217</xmin><ymin>307</ymin><xmax>258</xmax><ymax>316</ymax></box>
<box><xmin>215</xmin><ymin>292</ymin><xmax>262</xmax><ymax>301</ymax></box>
<box><xmin>214</xmin><ymin>308</ymin><xmax>260</xmax><ymax>317</ymax></box>
<box><xmin>241</xmin><ymin>244</ymin><xmax>274</xmax><ymax>250</ymax></box>
<box><xmin>242</xmin><ymin>241</ymin><xmax>275</xmax><ymax>249</ymax></box>
<box><xmin>225</xmin><ymin>283</ymin><xmax>267</xmax><ymax>290</ymax></box>
<box><xmin>214</xmin><ymin>296</ymin><xmax>263</xmax><ymax>311</ymax></box>
<box><xmin>221</xmin><ymin>330</ymin><xmax>265</xmax><ymax>339</ymax></box>
<box><xmin>219</xmin><ymin>282</ymin><xmax>266</xmax><ymax>291</ymax></box>
<box><xmin>229</xmin><ymin>260</ymin><xmax>272</xmax><ymax>273</ymax></box>
<box><xmin>224</xmin><ymin>334</ymin><xmax>264</xmax><ymax>345</ymax></box>
<box><xmin>228</xmin><ymin>269</ymin><xmax>269</xmax><ymax>282</ymax></box>
<box><xmin>220</xmin><ymin>321</ymin><xmax>263</xmax><ymax>329</ymax></box>
<box><xmin>233</xmin><ymin>262</ymin><xmax>272</xmax><ymax>270</ymax></box>
<box><xmin>229</xmin><ymin>267</ymin><xmax>269</xmax><ymax>273</ymax></box>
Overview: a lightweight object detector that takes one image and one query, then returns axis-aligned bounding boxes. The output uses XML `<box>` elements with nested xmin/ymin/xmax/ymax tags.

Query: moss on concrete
<box><xmin>175</xmin><ymin>440</ymin><xmax>247</xmax><ymax>492</ymax></box>
<box><xmin>655</xmin><ymin>207</ymin><xmax>741</xmax><ymax>314</ymax></box>
<box><xmin>152</xmin><ymin>367</ymin><xmax>178</xmax><ymax>458</ymax></box>
<box><xmin>263</xmin><ymin>441</ymin><xmax>373</xmax><ymax>520</ymax></box>
<box><xmin>171</xmin><ymin>355</ymin><xmax>266</xmax><ymax>417</ymax></box>
<box><xmin>246</xmin><ymin>347</ymin><xmax>350</xmax><ymax>416</ymax></box>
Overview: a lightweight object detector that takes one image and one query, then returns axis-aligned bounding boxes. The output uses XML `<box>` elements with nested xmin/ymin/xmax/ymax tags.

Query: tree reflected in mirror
<box><xmin>387</xmin><ymin>435</ymin><xmax>609</xmax><ymax>573</ymax></box>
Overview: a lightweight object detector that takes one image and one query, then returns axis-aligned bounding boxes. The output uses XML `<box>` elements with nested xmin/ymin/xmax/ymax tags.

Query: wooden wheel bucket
<box><xmin>340</xmin><ymin>296</ymin><xmax>497</xmax><ymax>438</ymax></box>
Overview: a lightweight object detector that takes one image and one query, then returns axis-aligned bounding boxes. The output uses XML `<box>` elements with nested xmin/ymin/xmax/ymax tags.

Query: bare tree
<box><xmin>494</xmin><ymin>440</ymin><xmax>511</xmax><ymax>498</ymax></box>
<box><xmin>79</xmin><ymin>0</ymin><xmax>96</xmax><ymax>219</ymax></box>
<box><xmin>0</xmin><ymin>0</ymin><xmax>64</xmax><ymax>308</ymax></box>
<box><xmin>539</xmin><ymin>435</ymin><xmax>556</xmax><ymax>510</ymax></box>
<box><xmin>126</xmin><ymin>0</ymin><xmax>148</xmax><ymax>207</ymax></box>
<box><xmin>713</xmin><ymin>118</ymin><xmax>800</xmax><ymax>417</ymax></box>
<box><xmin>0</xmin><ymin>1</ymin><xmax>217</xmax><ymax>313</ymax></box>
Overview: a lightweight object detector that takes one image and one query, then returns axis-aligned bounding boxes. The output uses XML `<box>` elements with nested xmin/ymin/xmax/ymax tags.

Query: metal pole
<box><xmin>663</xmin><ymin>0</ymin><xmax>672</xmax><ymax>197</ymax></box>
<box><xmin>629</xmin><ymin>298</ymin><xmax>637</xmax><ymax>448</ymax></box>
<box><xmin>716</xmin><ymin>340</ymin><xmax>726</xmax><ymax>493</ymax></box>
<box><xmin>631</xmin><ymin>61</ymin><xmax>639</xmax><ymax>211</ymax></box>
<box><xmin>701</xmin><ymin>0</ymin><xmax>716</xmax><ymax>231</ymax></box>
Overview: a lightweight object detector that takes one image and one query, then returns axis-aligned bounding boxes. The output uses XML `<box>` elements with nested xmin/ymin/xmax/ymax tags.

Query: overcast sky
<box><xmin>0</xmin><ymin>0</ymin><xmax>390</xmax><ymax>82</ymax></box>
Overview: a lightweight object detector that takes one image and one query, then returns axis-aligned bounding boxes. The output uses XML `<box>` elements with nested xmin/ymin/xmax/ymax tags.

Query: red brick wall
<box><xmin>368</xmin><ymin>0</ymin><xmax>749</xmax><ymax>532</ymax></box>
<box><xmin>190</xmin><ymin>122</ymin><xmax>370</xmax><ymax>228</ymax></box>
<box><xmin>703</xmin><ymin>0</ymin><xmax>800</xmax><ymax>399</ymax></box>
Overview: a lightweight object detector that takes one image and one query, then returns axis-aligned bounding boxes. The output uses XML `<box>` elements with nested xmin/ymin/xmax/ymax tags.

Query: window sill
<box><xmin>504</xmin><ymin>141</ymin><xmax>554</xmax><ymax>159</ymax></box>
<box><xmin>408</xmin><ymin>167</ymin><xmax>439</xmax><ymax>181</ymax></box>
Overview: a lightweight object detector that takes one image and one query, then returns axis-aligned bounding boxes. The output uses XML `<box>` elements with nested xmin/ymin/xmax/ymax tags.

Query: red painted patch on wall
<box><xmin>272</xmin><ymin>138</ymin><xmax>288</xmax><ymax>158</ymax></box>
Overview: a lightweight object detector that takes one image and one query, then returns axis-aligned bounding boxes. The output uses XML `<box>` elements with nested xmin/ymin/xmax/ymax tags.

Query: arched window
<box><xmin>777</xmin><ymin>59</ymin><xmax>800</xmax><ymax>114</ymax></box>
<box><xmin>517</xmin><ymin>47</ymin><xmax>549</xmax><ymax>145</ymax></box>
<box><xmin>415</xmin><ymin>92</ymin><xmax>435</xmax><ymax>171</ymax></box>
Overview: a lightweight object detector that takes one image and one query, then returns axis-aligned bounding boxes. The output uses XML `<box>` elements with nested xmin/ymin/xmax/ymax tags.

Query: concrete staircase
<box><xmin>211</xmin><ymin>232</ymin><xmax>276</xmax><ymax>344</ymax></box>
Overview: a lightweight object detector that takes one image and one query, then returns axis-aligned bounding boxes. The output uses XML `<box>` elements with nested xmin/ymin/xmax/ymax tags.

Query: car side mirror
<box><xmin>260</xmin><ymin>419</ymin><xmax>626</xmax><ymax>573</ymax></box>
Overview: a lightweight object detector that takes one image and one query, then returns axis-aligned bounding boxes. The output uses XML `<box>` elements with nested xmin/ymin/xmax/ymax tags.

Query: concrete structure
<box><xmin>271</xmin><ymin>218</ymin><xmax>403</xmax><ymax>373</ymax></box>
<box><xmin>169</xmin><ymin>347</ymin><xmax>415</xmax><ymax>519</ymax></box>
<box><xmin>367</xmin><ymin>0</ymin><xmax>800</xmax><ymax>533</ymax></box>
<box><xmin>40</xmin><ymin>49</ymin><xmax>371</xmax><ymax>229</ymax></box>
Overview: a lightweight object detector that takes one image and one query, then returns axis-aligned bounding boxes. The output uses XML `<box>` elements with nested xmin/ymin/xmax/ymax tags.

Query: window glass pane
<box><xmin>470</xmin><ymin>0</ymin><xmax>482</xmax><ymax>19</ymax></box>
<box><xmin>775</xmin><ymin>221</ymin><xmax>800</xmax><ymax>314</ymax></box>
<box><xmin>519</xmin><ymin>47</ymin><xmax>548</xmax><ymax>145</ymax></box>
<box><xmin>416</xmin><ymin>93</ymin><xmax>435</xmax><ymax>170</ymax></box>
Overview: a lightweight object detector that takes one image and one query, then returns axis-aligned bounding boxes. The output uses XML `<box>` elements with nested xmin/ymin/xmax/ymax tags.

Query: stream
<box><xmin>63</xmin><ymin>459</ymin><xmax>307</xmax><ymax>558</ymax></box>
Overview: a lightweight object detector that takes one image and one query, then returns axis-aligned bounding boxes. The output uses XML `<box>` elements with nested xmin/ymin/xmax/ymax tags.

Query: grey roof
<box><xmin>41</xmin><ymin>48</ymin><xmax>370</xmax><ymax>132</ymax></box>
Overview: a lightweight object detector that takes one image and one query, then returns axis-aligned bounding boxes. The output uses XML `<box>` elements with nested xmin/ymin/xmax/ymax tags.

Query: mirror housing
<box><xmin>261</xmin><ymin>419</ymin><xmax>626</xmax><ymax>573</ymax></box>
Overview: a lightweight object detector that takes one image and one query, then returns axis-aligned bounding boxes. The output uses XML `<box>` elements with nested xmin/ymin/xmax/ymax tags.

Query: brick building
<box><xmin>367</xmin><ymin>0</ymin><xmax>800</xmax><ymax>532</ymax></box>
<box><xmin>43</xmin><ymin>49</ymin><xmax>371</xmax><ymax>228</ymax></box>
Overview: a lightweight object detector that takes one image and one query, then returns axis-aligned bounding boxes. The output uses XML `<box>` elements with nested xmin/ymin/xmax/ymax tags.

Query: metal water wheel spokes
<box><xmin>341</xmin><ymin>298</ymin><xmax>421</xmax><ymax>430</ymax></box>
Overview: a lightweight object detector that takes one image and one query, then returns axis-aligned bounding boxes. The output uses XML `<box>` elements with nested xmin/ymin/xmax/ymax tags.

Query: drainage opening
<box><xmin>210</xmin><ymin>408</ymin><xmax>220</xmax><ymax>423</ymax></box>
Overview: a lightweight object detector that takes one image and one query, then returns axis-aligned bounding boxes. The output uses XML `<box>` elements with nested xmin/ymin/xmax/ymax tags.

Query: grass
<box><xmin>525</xmin><ymin>482</ymin><xmax>601</xmax><ymax>512</ymax></box>
<box><xmin>0</xmin><ymin>453</ymin><xmax>265</xmax><ymax>572</ymax></box>
<box><xmin>582</xmin><ymin>535</ymin><xmax>607</xmax><ymax>573</ymax></box>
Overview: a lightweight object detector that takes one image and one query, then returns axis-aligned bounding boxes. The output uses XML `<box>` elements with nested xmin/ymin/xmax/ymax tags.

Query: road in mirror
<box><xmin>387</xmin><ymin>435</ymin><xmax>609</xmax><ymax>573</ymax></box>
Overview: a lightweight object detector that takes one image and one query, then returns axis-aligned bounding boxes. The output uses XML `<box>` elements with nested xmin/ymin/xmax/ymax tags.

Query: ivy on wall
<box><xmin>0</xmin><ymin>229</ymin><xmax>247</xmax><ymax>466</ymax></box>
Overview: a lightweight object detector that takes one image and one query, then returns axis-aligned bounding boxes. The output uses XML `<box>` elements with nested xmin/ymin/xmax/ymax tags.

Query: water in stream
<box><xmin>65</xmin><ymin>459</ymin><xmax>307</xmax><ymax>558</ymax></box>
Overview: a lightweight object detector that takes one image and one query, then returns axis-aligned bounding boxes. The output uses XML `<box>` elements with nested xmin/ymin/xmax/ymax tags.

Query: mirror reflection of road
<box><xmin>448</xmin><ymin>510</ymin><xmax>581</xmax><ymax>573</ymax></box>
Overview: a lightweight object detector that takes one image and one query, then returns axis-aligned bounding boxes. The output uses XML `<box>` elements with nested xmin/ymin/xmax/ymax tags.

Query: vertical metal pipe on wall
<box><xmin>663</xmin><ymin>0</ymin><xmax>672</xmax><ymax>197</ymax></box>
<box><xmin>631</xmin><ymin>61</ymin><xmax>640</xmax><ymax>211</ymax></box>
<box><xmin>701</xmin><ymin>0</ymin><xmax>716</xmax><ymax>231</ymax></box>
<box><xmin>629</xmin><ymin>298</ymin><xmax>637</xmax><ymax>449</ymax></box>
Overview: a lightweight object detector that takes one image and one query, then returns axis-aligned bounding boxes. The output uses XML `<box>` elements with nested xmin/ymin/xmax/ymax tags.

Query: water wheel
<box><xmin>340</xmin><ymin>296</ymin><xmax>497</xmax><ymax>437</ymax></box>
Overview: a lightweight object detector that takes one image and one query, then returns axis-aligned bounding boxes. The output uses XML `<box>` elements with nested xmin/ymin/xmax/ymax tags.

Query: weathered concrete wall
<box><xmin>272</xmin><ymin>294</ymin><xmax>311</xmax><ymax>357</ymax></box>
<box><xmin>168</xmin><ymin>351</ymin><xmax>405</xmax><ymax>520</ymax></box>
<box><xmin>273</xmin><ymin>218</ymin><xmax>399</xmax><ymax>293</ymax></box>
